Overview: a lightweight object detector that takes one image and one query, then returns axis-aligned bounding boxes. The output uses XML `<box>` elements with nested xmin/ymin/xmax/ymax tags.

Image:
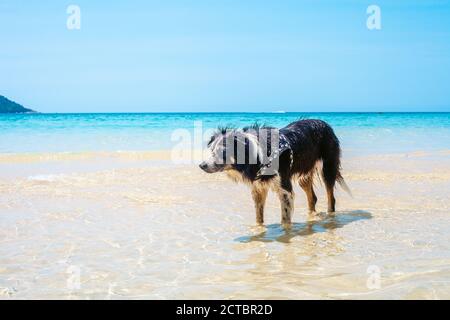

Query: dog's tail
<box><xmin>337</xmin><ymin>173</ymin><xmax>352</xmax><ymax>197</ymax></box>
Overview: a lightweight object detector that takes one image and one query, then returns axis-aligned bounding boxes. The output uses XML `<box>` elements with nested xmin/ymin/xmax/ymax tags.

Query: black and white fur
<box><xmin>199</xmin><ymin>119</ymin><xmax>349</xmax><ymax>227</ymax></box>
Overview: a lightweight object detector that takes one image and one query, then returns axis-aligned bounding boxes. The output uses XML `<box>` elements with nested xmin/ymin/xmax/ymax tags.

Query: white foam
<box><xmin>27</xmin><ymin>174</ymin><xmax>65</xmax><ymax>182</ymax></box>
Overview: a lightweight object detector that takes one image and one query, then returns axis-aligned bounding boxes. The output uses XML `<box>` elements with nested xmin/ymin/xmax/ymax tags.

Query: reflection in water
<box><xmin>216</xmin><ymin>211</ymin><xmax>373</xmax><ymax>298</ymax></box>
<box><xmin>235</xmin><ymin>210</ymin><xmax>372</xmax><ymax>243</ymax></box>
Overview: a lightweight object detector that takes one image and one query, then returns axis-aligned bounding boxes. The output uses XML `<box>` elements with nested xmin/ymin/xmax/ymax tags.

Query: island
<box><xmin>0</xmin><ymin>95</ymin><xmax>35</xmax><ymax>113</ymax></box>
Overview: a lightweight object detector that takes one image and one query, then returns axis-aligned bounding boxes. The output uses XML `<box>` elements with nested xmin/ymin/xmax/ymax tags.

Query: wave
<box><xmin>27</xmin><ymin>174</ymin><xmax>67</xmax><ymax>182</ymax></box>
<box><xmin>0</xmin><ymin>150</ymin><xmax>174</xmax><ymax>163</ymax></box>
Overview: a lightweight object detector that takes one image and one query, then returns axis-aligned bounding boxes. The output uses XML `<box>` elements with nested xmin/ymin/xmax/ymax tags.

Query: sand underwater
<box><xmin>0</xmin><ymin>149</ymin><xmax>449</xmax><ymax>299</ymax></box>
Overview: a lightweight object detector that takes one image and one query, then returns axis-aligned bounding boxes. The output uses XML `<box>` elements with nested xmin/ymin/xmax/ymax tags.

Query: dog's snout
<box><xmin>199</xmin><ymin>162</ymin><xmax>208</xmax><ymax>170</ymax></box>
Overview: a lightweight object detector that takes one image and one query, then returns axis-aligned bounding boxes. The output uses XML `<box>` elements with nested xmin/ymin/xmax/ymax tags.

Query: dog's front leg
<box><xmin>251</xmin><ymin>183</ymin><xmax>268</xmax><ymax>225</ymax></box>
<box><xmin>275</xmin><ymin>178</ymin><xmax>294</xmax><ymax>228</ymax></box>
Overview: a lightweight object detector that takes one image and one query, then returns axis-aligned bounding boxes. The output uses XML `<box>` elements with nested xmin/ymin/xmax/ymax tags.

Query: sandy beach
<box><xmin>1</xmin><ymin>149</ymin><xmax>449</xmax><ymax>299</ymax></box>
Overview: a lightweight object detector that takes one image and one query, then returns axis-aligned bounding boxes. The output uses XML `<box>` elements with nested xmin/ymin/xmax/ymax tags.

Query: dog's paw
<box><xmin>281</xmin><ymin>222</ymin><xmax>292</xmax><ymax>230</ymax></box>
<box><xmin>327</xmin><ymin>211</ymin><xmax>336</xmax><ymax>217</ymax></box>
<box><xmin>307</xmin><ymin>211</ymin><xmax>326</xmax><ymax>220</ymax></box>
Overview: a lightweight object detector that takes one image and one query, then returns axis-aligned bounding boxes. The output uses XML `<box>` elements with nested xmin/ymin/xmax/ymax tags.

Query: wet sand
<box><xmin>0</xmin><ymin>150</ymin><xmax>450</xmax><ymax>299</ymax></box>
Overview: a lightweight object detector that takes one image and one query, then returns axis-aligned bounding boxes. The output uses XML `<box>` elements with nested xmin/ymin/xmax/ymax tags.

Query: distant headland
<box><xmin>0</xmin><ymin>95</ymin><xmax>36</xmax><ymax>113</ymax></box>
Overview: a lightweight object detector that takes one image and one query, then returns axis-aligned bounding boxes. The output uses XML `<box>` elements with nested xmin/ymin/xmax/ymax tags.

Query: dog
<box><xmin>199</xmin><ymin>119</ymin><xmax>350</xmax><ymax>227</ymax></box>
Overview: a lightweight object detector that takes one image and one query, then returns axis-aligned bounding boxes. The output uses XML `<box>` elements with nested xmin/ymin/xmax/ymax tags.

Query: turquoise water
<box><xmin>1</xmin><ymin>113</ymin><xmax>449</xmax><ymax>155</ymax></box>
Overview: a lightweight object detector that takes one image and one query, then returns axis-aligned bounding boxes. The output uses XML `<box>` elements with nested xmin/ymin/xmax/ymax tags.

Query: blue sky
<box><xmin>1</xmin><ymin>0</ymin><xmax>450</xmax><ymax>112</ymax></box>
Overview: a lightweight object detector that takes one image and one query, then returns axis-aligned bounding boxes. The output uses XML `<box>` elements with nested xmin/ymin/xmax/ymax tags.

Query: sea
<box><xmin>1</xmin><ymin>112</ymin><xmax>449</xmax><ymax>156</ymax></box>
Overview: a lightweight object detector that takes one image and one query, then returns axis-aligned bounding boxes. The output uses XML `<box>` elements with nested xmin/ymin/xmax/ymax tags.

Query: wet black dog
<box><xmin>199</xmin><ymin>119</ymin><xmax>350</xmax><ymax>227</ymax></box>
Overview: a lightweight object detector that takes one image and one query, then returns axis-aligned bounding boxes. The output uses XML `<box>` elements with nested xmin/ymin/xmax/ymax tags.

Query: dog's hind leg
<box><xmin>322</xmin><ymin>159</ymin><xmax>337</xmax><ymax>213</ymax></box>
<box><xmin>251</xmin><ymin>183</ymin><xmax>268</xmax><ymax>225</ymax></box>
<box><xmin>325</xmin><ymin>183</ymin><xmax>336</xmax><ymax>213</ymax></box>
<box><xmin>274</xmin><ymin>177</ymin><xmax>294</xmax><ymax>228</ymax></box>
<box><xmin>299</xmin><ymin>175</ymin><xmax>317</xmax><ymax>214</ymax></box>
<box><xmin>321</xmin><ymin>131</ymin><xmax>341</xmax><ymax>213</ymax></box>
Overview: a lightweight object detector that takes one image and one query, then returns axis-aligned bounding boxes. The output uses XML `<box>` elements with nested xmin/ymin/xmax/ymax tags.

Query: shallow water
<box><xmin>1</xmin><ymin>112</ymin><xmax>449</xmax><ymax>299</ymax></box>
<box><xmin>0</xmin><ymin>150</ymin><xmax>449</xmax><ymax>299</ymax></box>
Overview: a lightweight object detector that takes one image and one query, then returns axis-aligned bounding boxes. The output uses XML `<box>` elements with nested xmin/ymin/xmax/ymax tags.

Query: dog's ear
<box><xmin>208</xmin><ymin>126</ymin><xmax>234</xmax><ymax>147</ymax></box>
<box><xmin>207</xmin><ymin>133</ymin><xmax>219</xmax><ymax>147</ymax></box>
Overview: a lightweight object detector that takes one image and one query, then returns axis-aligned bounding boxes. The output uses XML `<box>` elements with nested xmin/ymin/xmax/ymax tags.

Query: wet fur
<box><xmin>207</xmin><ymin>119</ymin><xmax>348</xmax><ymax>226</ymax></box>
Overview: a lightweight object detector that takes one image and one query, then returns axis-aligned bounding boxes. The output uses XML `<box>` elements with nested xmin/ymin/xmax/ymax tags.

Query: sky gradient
<box><xmin>1</xmin><ymin>0</ymin><xmax>450</xmax><ymax>112</ymax></box>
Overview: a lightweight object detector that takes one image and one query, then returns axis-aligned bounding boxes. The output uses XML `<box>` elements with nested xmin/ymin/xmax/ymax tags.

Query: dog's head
<box><xmin>199</xmin><ymin>128</ymin><xmax>262</xmax><ymax>174</ymax></box>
